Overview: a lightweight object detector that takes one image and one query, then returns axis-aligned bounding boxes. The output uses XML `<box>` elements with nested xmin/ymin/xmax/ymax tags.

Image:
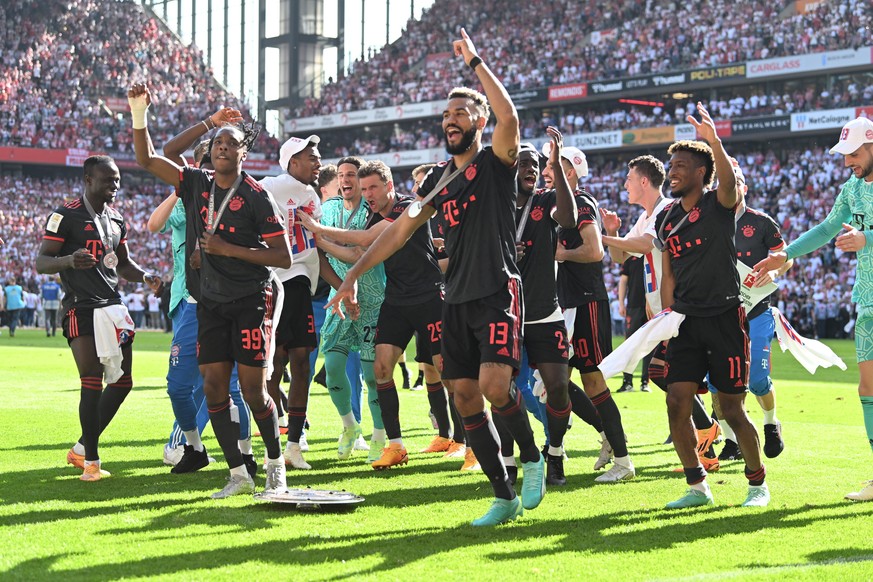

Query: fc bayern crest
<box><xmin>742</xmin><ymin>225</ymin><xmax>755</xmax><ymax>237</ymax></box>
<box><xmin>530</xmin><ymin>207</ymin><xmax>544</xmax><ymax>221</ymax></box>
<box><xmin>229</xmin><ymin>197</ymin><xmax>244</xmax><ymax>212</ymax></box>
<box><xmin>465</xmin><ymin>165</ymin><xmax>477</xmax><ymax>181</ymax></box>
<box><xmin>688</xmin><ymin>208</ymin><xmax>700</xmax><ymax>223</ymax></box>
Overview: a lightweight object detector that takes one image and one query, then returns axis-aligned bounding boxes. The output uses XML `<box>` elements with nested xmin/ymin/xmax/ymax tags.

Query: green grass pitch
<box><xmin>1</xmin><ymin>329</ymin><xmax>872</xmax><ymax>580</ymax></box>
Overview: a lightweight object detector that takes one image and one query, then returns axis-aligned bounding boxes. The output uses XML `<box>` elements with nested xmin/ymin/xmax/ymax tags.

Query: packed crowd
<box><xmin>0</xmin><ymin>140</ymin><xmax>856</xmax><ymax>339</ymax></box>
<box><xmin>325</xmin><ymin>75</ymin><xmax>873</xmax><ymax>157</ymax></box>
<box><xmin>0</xmin><ymin>0</ymin><xmax>278</xmax><ymax>157</ymax></box>
<box><xmin>292</xmin><ymin>0</ymin><xmax>871</xmax><ymax>117</ymax></box>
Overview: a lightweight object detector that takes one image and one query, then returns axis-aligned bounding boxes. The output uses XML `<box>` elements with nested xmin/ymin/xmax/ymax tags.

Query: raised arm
<box><xmin>546</xmin><ymin>127</ymin><xmax>577</xmax><ymax>228</ymax></box>
<box><xmin>163</xmin><ymin>107</ymin><xmax>243</xmax><ymax>166</ymax></box>
<box><xmin>687</xmin><ymin>102</ymin><xmax>737</xmax><ymax>209</ymax></box>
<box><xmin>298</xmin><ymin>211</ymin><xmax>389</xmax><ymax>248</ymax></box>
<box><xmin>453</xmin><ymin>28</ymin><xmax>519</xmax><ymax>166</ymax></box>
<box><xmin>129</xmin><ymin>83</ymin><xmax>183</xmax><ymax>188</ymax></box>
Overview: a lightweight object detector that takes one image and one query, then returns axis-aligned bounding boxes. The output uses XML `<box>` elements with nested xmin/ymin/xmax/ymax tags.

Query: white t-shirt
<box><xmin>127</xmin><ymin>292</ymin><xmax>145</xmax><ymax>311</ymax></box>
<box><xmin>148</xmin><ymin>295</ymin><xmax>161</xmax><ymax>312</ymax></box>
<box><xmin>630</xmin><ymin>197</ymin><xmax>672</xmax><ymax>314</ymax></box>
<box><xmin>260</xmin><ymin>173</ymin><xmax>322</xmax><ymax>292</ymax></box>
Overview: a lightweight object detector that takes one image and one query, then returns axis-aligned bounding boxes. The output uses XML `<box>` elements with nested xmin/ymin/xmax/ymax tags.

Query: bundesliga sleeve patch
<box><xmin>46</xmin><ymin>212</ymin><xmax>64</xmax><ymax>233</ymax></box>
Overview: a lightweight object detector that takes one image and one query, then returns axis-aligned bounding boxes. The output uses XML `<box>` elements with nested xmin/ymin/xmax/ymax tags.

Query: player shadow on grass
<box><xmin>0</xmin><ymin>438</ymin><xmax>168</xmax><ymax>452</ymax></box>
<box><xmin>8</xmin><ymin>501</ymin><xmax>872</xmax><ymax>580</ymax></box>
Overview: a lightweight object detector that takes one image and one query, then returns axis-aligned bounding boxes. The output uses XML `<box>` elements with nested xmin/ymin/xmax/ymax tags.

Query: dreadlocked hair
<box><xmin>207</xmin><ymin>121</ymin><xmax>261</xmax><ymax>153</ymax></box>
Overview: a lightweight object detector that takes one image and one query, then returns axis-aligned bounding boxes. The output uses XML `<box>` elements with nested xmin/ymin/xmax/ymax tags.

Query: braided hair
<box><xmin>207</xmin><ymin>120</ymin><xmax>261</xmax><ymax>154</ymax></box>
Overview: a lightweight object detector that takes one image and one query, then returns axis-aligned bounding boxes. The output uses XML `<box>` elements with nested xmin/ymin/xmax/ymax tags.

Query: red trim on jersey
<box><xmin>769</xmin><ymin>242</ymin><xmax>785</xmax><ymax>251</ymax></box>
<box><xmin>69</xmin><ymin>308</ymin><xmax>79</xmax><ymax>338</ymax></box>
<box><xmin>261</xmin><ymin>229</ymin><xmax>286</xmax><ymax>238</ymax></box>
<box><xmin>590</xmin><ymin>302</ymin><xmax>603</xmax><ymax>362</ymax></box>
<box><xmin>244</xmin><ymin>176</ymin><xmax>263</xmax><ymax>192</ymax></box>
<box><xmin>43</xmin><ymin>235</ymin><xmax>64</xmax><ymax>242</ymax></box>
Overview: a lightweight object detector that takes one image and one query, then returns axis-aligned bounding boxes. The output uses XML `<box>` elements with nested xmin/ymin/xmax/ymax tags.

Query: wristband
<box><xmin>128</xmin><ymin>95</ymin><xmax>150</xmax><ymax>130</ymax></box>
<box><xmin>468</xmin><ymin>56</ymin><xmax>483</xmax><ymax>71</ymax></box>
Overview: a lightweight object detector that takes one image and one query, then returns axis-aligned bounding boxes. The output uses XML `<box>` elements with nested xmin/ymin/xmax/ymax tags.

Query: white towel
<box><xmin>598</xmin><ymin>309</ymin><xmax>686</xmax><ymax>378</ymax></box>
<box><xmin>771</xmin><ymin>307</ymin><xmax>847</xmax><ymax>373</ymax></box>
<box><xmin>563</xmin><ymin>308</ymin><xmax>576</xmax><ymax>358</ymax></box>
<box><xmin>93</xmin><ymin>304</ymin><xmax>136</xmax><ymax>384</ymax></box>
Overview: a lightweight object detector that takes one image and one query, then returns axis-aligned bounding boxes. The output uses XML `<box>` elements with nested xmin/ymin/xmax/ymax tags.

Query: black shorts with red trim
<box><xmin>665</xmin><ymin>306</ymin><xmax>750</xmax><ymax>394</ymax></box>
<box><xmin>440</xmin><ymin>277</ymin><xmax>523</xmax><ymax>380</ymax></box>
<box><xmin>375</xmin><ymin>293</ymin><xmax>443</xmax><ymax>364</ymax></box>
<box><xmin>63</xmin><ymin>304</ymin><xmax>135</xmax><ymax>347</ymax></box>
<box><xmin>275</xmin><ymin>275</ymin><xmax>317</xmax><ymax>350</ymax></box>
<box><xmin>524</xmin><ymin>320</ymin><xmax>569</xmax><ymax>366</ymax></box>
<box><xmin>568</xmin><ymin>299</ymin><xmax>613</xmax><ymax>374</ymax></box>
<box><xmin>197</xmin><ymin>286</ymin><xmax>274</xmax><ymax>368</ymax></box>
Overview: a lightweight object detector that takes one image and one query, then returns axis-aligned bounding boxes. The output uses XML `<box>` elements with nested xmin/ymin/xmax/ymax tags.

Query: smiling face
<box><xmin>290</xmin><ymin>144</ymin><xmax>321</xmax><ymax>185</ymax></box>
<box><xmin>667</xmin><ymin>151</ymin><xmax>705</xmax><ymax>198</ymax></box>
<box><xmin>517</xmin><ymin>151</ymin><xmax>540</xmax><ymax>196</ymax></box>
<box><xmin>209</xmin><ymin>127</ymin><xmax>247</xmax><ymax>173</ymax></box>
<box><xmin>85</xmin><ymin>161</ymin><xmax>121</xmax><ymax>205</ymax></box>
<box><xmin>844</xmin><ymin>143</ymin><xmax>873</xmax><ymax>181</ymax></box>
<box><xmin>337</xmin><ymin>163</ymin><xmax>361</xmax><ymax>202</ymax></box>
<box><xmin>442</xmin><ymin>97</ymin><xmax>481</xmax><ymax>155</ymax></box>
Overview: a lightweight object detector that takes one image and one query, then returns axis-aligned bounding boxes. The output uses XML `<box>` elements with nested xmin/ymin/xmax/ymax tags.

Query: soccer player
<box><xmin>41</xmin><ymin>275</ymin><xmax>62</xmax><ymax>337</ymax></box>
<box><xmin>755</xmin><ymin>117</ymin><xmax>873</xmax><ymax>501</ymax></box>
<box><xmin>130</xmin><ymin>82</ymin><xmax>292</xmax><ymax>499</ymax></box>
<box><xmin>326</xmin><ymin>29</ymin><xmax>545</xmax><ymax>526</ymax></box>
<box><xmin>510</xmin><ymin>133</ymin><xmax>577</xmax><ymax>485</ymax></box>
<box><xmin>545</xmin><ymin>143</ymin><xmax>635</xmax><ymax>483</ymax></box>
<box><xmin>260</xmin><ymin>135</ymin><xmax>323</xmax><ymax>470</ymax></box>
<box><xmin>302</xmin><ymin>160</ymin><xmax>446</xmax><ymax>470</ymax></box>
<box><xmin>314</xmin><ymin>156</ymin><xmax>387</xmax><ymax>462</ymax></box>
<box><xmin>147</xmin><ymin>112</ymin><xmax>256</xmax><ymax>476</ymax></box>
<box><xmin>714</xmin><ymin>160</ymin><xmax>791</xmax><ymax>461</ymax></box>
<box><xmin>36</xmin><ymin>155</ymin><xmax>163</xmax><ymax>481</ymax></box>
<box><xmin>656</xmin><ymin>102</ymin><xmax>768</xmax><ymax>509</ymax></box>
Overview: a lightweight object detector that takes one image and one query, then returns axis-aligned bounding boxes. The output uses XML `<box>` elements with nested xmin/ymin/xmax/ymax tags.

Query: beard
<box><xmin>444</xmin><ymin>126</ymin><xmax>477</xmax><ymax>155</ymax></box>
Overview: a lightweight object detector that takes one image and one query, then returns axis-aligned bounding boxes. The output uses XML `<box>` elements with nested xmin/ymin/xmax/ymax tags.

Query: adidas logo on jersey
<box><xmin>496</xmin><ymin>347</ymin><xmax>509</xmax><ymax>357</ymax></box>
<box><xmin>85</xmin><ymin>224</ymin><xmax>95</xmax><ymax>231</ymax></box>
<box><xmin>254</xmin><ymin>353</ymin><xmax>265</xmax><ymax>361</ymax></box>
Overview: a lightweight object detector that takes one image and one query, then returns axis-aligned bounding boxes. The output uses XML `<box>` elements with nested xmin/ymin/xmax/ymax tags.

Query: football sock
<box><xmin>692</xmin><ymin>395</ymin><xmax>713</xmax><ymax>430</ymax></box>
<box><xmin>399</xmin><ymin>361</ymin><xmax>410</xmax><ymax>389</ymax></box>
<box><xmin>449</xmin><ymin>393</ymin><xmax>466</xmax><ymax>444</ymax></box>
<box><xmin>79</xmin><ymin>376</ymin><xmax>102</xmax><ymax>461</ymax></box>
<box><xmin>239</xmin><ymin>438</ymin><xmax>252</xmax><ymax>455</ymax></box>
<box><xmin>745</xmin><ymin>464</ymin><xmax>766</xmax><ymax>486</ymax></box>
<box><xmin>492</xmin><ymin>385</ymin><xmax>539</xmax><ymax>464</ymax></box>
<box><xmin>183</xmin><ymin>429</ymin><xmax>203</xmax><ymax>452</ymax></box>
<box><xmin>376</xmin><ymin>380</ymin><xmax>402</xmax><ymax>440</ymax></box>
<box><xmin>861</xmin><ymin>396</ymin><xmax>873</xmax><ymax>454</ymax></box>
<box><xmin>762</xmin><ymin>406</ymin><xmax>778</xmax><ymax>425</ymax></box>
<box><xmin>546</xmin><ymin>401</ymin><xmax>572</xmax><ymax>452</ymax></box>
<box><xmin>208</xmin><ymin>398</ymin><xmax>243</xmax><ymax>469</ymax></box>
<box><xmin>98</xmin><ymin>375</ymin><xmax>132</xmax><ymax>433</ymax></box>
<box><xmin>287</xmin><ymin>406</ymin><xmax>307</xmax><ymax>443</ymax></box>
<box><xmin>722</xmin><ymin>421</ymin><xmax>737</xmax><ymax>442</ymax></box>
<box><xmin>683</xmin><ymin>465</ymin><xmax>707</xmax><ymax>486</ymax></box>
<box><xmin>252</xmin><ymin>399</ymin><xmax>281</xmax><ymax>459</ymax></box>
<box><xmin>622</xmin><ymin>372</ymin><xmax>633</xmax><ymax>385</ymax></box>
<box><xmin>568</xmin><ymin>381</ymin><xmax>604</xmax><ymax>432</ymax></box>
<box><xmin>463</xmin><ymin>411</ymin><xmax>515</xmax><ymax>500</ymax></box>
<box><xmin>340</xmin><ymin>412</ymin><xmax>356</xmax><ymax>429</ymax></box>
<box><xmin>590</xmin><ymin>388</ymin><xmax>629</xmax><ymax>457</ymax></box>
<box><xmin>324</xmin><ymin>351</ymin><xmax>353</xmax><ymax>416</ymax></box>
<box><xmin>492</xmin><ymin>413</ymin><xmax>515</xmax><ymax>458</ymax></box>
<box><xmin>426</xmin><ymin>382</ymin><xmax>451</xmax><ymax>438</ymax></box>
<box><xmin>415</xmin><ymin>370</ymin><xmax>424</xmax><ymax>387</ymax></box>
<box><xmin>361</xmin><ymin>360</ymin><xmax>384</xmax><ymax>430</ymax></box>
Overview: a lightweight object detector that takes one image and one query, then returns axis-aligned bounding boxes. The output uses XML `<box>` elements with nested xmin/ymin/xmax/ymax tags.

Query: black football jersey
<box><xmin>621</xmin><ymin>255</ymin><xmax>647</xmax><ymax>310</ymax></box>
<box><xmin>378</xmin><ymin>195</ymin><xmax>443</xmax><ymax>306</ymax></box>
<box><xmin>653</xmin><ymin>190</ymin><xmax>740</xmax><ymax>316</ymax></box>
<box><xmin>42</xmin><ymin>197</ymin><xmax>127</xmax><ymax>310</ymax></box>
<box><xmin>421</xmin><ymin>147</ymin><xmax>519</xmax><ymax>304</ymax></box>
<box><xmin>516</xmin><ymin>189</ymin><xmax>560</xmax><ymax>320</ymax></box>
<box><xmin>557</xmin><ymin>191</ymin><xmax>608</xmax><ymax>308</ymax></box>
<box><xmin>177</xmin><ymin>167</ymin><xmax>285</xmax><ymax>303</ymax></box>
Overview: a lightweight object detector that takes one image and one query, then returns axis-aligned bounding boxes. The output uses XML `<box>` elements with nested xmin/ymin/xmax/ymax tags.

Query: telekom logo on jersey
<box><xmin>441</xmin><ymin>194</ymin><xmax>478</xmax><ymax>227</ymax></box>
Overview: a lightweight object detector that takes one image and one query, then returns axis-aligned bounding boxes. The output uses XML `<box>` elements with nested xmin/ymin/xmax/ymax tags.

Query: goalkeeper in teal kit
<box><xmin>755</xmin><ymin>117</ymin><xmax>873</xmax><ymax>502</ymax></box>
